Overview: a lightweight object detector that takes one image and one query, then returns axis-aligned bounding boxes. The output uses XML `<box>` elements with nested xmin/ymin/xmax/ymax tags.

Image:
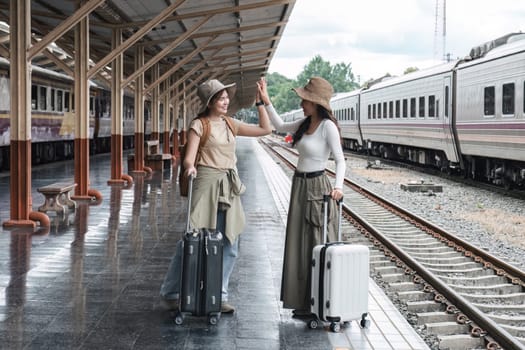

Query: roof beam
<box><xmin>28</xmin><ymin>0</ymin><xmax>105</xmax><ymax>60</ymax></box>
<box><xmin>122</xmin><ymin>14</ymin><xmax>213</xmax><ymax>88</ymax></box>
<box><xmin>87</xmin><ymin>0</ymin><xmax>187</xmax><ymax>79</ymax></box>
<box><xmin>139</xmin><ymin>35</ymin><xmax>217</xmax><ymax>95</ymax></box>
<box><xmin>112</xmin><ymin>0</ymin><xmax>293</xmax><ymax>29</ymax></box>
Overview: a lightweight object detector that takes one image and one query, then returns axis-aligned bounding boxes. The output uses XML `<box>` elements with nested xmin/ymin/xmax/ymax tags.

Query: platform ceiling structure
<box><xmin>0</xmin><ymin>0</ymin><xmax>295</xmax><ymax>228</ymax></box>
<box><xmin>0</xmin><ymin>0</ymin><xmax>295</xmax><ymax>113</ymax></box>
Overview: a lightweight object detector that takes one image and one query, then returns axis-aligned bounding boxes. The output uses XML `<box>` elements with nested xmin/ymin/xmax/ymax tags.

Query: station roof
<box><xmin>0</xmin><ymin>0</ymin><xmax>295</xmax><ymax>113</ymax></box>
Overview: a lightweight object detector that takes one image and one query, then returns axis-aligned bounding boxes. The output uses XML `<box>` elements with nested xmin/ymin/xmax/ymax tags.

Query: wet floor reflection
<box><xmin>131</xmin><ymin>175</ymin><xmax>145</xmax><ymax>255</ymax></box>
<box><xmin>0</xmin><ymin>141</ymin><xmax>336</xmax><ymax>349</ymax></box>
<box><xmin>70</xmin><ymin>210</ymin><xmax>87</xmax><ymax>336</ymax></box>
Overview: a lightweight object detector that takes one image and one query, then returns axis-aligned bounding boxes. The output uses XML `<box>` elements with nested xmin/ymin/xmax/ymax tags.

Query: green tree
<box><xmin>266</xmin><ymin>72</ymin><xmax>299</xmax><ymax>115</ymax></box>
<box><xmin>404</xmin><ymin>67</ymin><xmax>419</xmax><ymax>74</ymax></box>
<box><xmin>264</xmin><ymin>55</ymin><xmax>360</xmax><ymax>114</ymax></box>
<box><xmin>297</xmin><ymin>55</ymin><xmax>359</xmax><ymax>92</ymax></box>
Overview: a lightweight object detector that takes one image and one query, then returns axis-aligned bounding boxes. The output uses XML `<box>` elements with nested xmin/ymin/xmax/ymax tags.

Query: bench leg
<box><xmin>38</xmin><ymin>194</ymin><xmax>66</xmax><ymax>214</ymax></box>
<box><xmin>59</xmin><ymin>191</ymin><xmax>77</xmax><ymax>209</ymax></box>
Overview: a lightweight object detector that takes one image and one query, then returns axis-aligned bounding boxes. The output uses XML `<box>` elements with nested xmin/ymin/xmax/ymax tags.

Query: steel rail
<box><xmin>262</xmin><ymin>138</ymin><xmax>525</xmax><ymax>350</ymax></box>
<box><xmin>346</xmin><ymin>206</ymin><xmax>525</xmax><ymax>350</ymax></box>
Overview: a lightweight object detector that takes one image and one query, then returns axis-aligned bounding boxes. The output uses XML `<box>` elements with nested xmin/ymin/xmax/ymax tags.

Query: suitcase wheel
<box><xmin>330</xmin><ymin>322</ymin><xmax>341</xmax><ymax>333</ymax></box>
<box><xmin>360</xmin><ymin>318</ymin><xmax>371</xmax><ymax>329</ymax></box>
<box><xmin>208</xmin><ymin>315</ymin><xmax>218</xmax><ymax>325</ymax></box>
<box><xmin>307</xmin><ymin>318</ymin><xmax>319</xmax><ymax>329</ymax></box>
<box><xmin>174</xmin><ymin>312</ymin><xmax>184</xmax><ymax>325</ymax></box>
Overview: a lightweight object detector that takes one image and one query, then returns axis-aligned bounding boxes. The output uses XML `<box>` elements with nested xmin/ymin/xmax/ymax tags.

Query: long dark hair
<box><xmin>292</xmin><ymin>105</ymin><xmax>341</xmax><ymax>146</ymax></box>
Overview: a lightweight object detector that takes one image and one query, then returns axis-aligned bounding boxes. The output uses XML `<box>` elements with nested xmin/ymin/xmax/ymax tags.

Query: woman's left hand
<box><xmin>331</xmin><ymin>188</ymin><xmax>344</xmax><ymax>201</ymax></box>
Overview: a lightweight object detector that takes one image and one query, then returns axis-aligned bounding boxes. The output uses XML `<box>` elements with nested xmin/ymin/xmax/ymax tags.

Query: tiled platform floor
<box><xmin>0</xmin><ymin>137</ymin><xmax>430</xmax><ymax>349</ymax></box>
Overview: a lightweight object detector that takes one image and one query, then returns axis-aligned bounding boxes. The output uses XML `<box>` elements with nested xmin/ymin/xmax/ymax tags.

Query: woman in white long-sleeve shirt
<box><xmin>257</xmin><ymin>77</ymin><xmax>345</xmax><ymax>317</ymax></box>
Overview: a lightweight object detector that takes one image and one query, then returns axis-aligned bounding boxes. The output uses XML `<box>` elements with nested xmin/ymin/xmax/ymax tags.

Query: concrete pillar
<box><xmin>72</xmin><ymin>11</ymin><xmax>101</xmax><ymax>202</ymax></box>
<box><xmin>108</xmin><ymin>27</ymin><xmax>130</xmax><ymax>186</ymax></box>
<box><xmin>3</xmin><ymin>0</ymin><xmax>36</xmax><ymax>228</ymax></box>
<box><xmin>151</xmin><ymin>65</ymin><xmax>160</xmax><ymax>141</ymax></box>
<box><xmin>132</xmin><ymin>45</ymin><xmax>146</xmax><ymax>174</ymax></box>
<box><xmin>163</xmin><ymin>79</ymin><xmax>171</xmax><ymax>155</ymax></box>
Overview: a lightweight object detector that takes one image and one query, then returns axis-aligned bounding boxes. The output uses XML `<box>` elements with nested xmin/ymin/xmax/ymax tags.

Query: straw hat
<box><xmin>292</xmin><ymin>77</ymin><xmax>334</xmax><ymax>112</ymax></box>
<box><xmin>197</xmin><ymin>79</ymin><xmax>236</xmax><ymax>114</ymax></box>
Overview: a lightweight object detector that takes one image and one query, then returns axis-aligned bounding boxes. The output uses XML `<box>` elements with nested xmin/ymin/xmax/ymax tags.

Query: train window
<box><xmin>383</xmin><ymin>102</ymin><xmax>387</xmax><ymax>118</ymax></box>
<box><xmin>367</xmin><ymin>104</ymin><xmax>371</xmax><ymax>119</ymax></box>
<box><xmin>410</xmin><ymin>97</ymin><xmax>416</xmax><ymax>118</ymax></box>
<box><xmin>428</xmin><ymin>95</ymin><xmax>435</xmax><ymax>117</ymax></box>
<box><xmin>50</xmin><ymin>89</ymin><xmax>56</xmax><ymax>111</ymax></box>
<box><xmin>89</xmin><ymin>96</ymin><xmax>95</xmax><ymax>116</ymax></box>
<box><xmin>484</xmin><ymin>86</ymin><xmax>495</xmax><ymax>115</ymax></box>
<box><xmin>523</xmin><ymin>81</ymin><xmax>525</xmax><ymax>114</ymax></box>
<box><xmin>0</xmin><ymin>76</ymin><xmax>8</xmax><ymax>111</ymax></box>
<box><xmin>402</xmin><ymin>99</ymin><xmax>408</xmax><ymax>118</ymax></box>
<box><xmin>373</xmin><ymin>104</ymin><xmax>376</xmax><ymax>119</ymax></box>
<box><xmin>39</xmin><ymin>86</ymin><xmax>47</xmax><ymax>111</ymax></box>
<box><xmin>502</xmin><ymin>83</ymin><xmax>515</xmax><ymax>115</ymax></box>
<box><xmin>57</xmin><ymin>90</ymin><xmax>63</xmax><ymax>112</ymax></box>
<box><xmin>419</xmin><ymin>96</ymin><xmax>425</xmax><ymax>117</ymax></box>
<box><xmin>389</xmin><ymin>101</ymin><xmax>393</xmax><ymax>118</ymax></box>
<box><xmin>351</xmin><ymin>107</ymin><xmax>355</xmax><ymax>121</ymax></box>
<box><xmin>377</xmin><ymin>103</ymin><xmax>382</xmax><ymax>118</ymax></box>
<box><xmin>31</xmin><ymin>85</ymin><xmax>37</xmax><ymax>110</ymax></box>
<box><xmin>445</xmin><ymin>86</ymin><xmax>449</xmax><ymax>118</ymax></box>
<box><xmin>65</xmin><ymin>92</ymin><xmax>70</xmax><ymax>112</ymax></box>
<box><xmin>395</xmin><ymin>100</ymin><xmax>400</xmax><ymax>118</ymax></box>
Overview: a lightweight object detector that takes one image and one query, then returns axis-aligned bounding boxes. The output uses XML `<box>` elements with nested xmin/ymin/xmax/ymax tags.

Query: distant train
<box><xmin>0</xmin><ymin>57</ymin><xmax>151</xmax><ymax>171</ymax></box>
<box><xmin>282</xmin><ymin>33</ymin><xmax>525</xmax><ymax>188</ymax></box>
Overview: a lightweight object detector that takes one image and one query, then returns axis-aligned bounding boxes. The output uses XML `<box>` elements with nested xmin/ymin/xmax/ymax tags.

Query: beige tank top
<box><xmin>190</xmin><ymin>117</ymin><xmax>239</xmax><ymax>170</ymax></box>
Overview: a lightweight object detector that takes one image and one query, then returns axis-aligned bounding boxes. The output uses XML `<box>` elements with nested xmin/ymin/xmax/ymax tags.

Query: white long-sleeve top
<box><xmin>265</xmin><ymin>104</ymin><xmax>345</xmax><ymax>189</ymax></box>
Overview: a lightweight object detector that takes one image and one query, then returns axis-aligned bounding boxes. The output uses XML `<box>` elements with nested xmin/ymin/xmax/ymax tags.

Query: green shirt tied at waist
<box><xmin>190</xmin><ymin>165</ymin><xmax>246</xmax><ymax>244</ymax></box>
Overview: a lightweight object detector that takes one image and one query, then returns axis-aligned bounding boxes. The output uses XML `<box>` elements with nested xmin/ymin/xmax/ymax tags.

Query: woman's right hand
<box><xmin>256</xmin><ymin>77</ymin><xmax>271</xmax><ymax>106</ymax></box>
<box><xmin>185</xmin><ymin>166</ymin><xmax>197</xmax><ymax>178</ymax></box>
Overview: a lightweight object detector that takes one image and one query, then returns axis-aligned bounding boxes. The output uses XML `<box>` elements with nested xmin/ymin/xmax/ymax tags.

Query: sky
<box><xmin>268</xmin><ymin>0</ymin><xmax>525</xmax><ymax>84</ymax></box>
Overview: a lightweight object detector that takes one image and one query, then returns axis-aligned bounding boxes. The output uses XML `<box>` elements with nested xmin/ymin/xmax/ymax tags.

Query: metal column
<box><xmin>73</xmin><ymin>13</ymin><xmax>101</xmax><ymax>202</ymax></box>
<box><xmin>3</xmin><ymin>0</ymin><xmax>40</xmax><ymax>228</ymax></box>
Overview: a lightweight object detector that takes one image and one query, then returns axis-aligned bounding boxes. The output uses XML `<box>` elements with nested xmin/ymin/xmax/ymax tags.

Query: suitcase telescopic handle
<box><xmin>322</xmin><ymin>194</ymin><xmax>344</xmax><ymax>244</ymax></box>
<box><xmin>186</xmin><ymin>174</ymin><xmax>195</xmax><ymax>233</ymax></box>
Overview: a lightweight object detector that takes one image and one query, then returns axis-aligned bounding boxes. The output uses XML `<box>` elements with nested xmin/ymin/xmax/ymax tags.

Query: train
<box><xmin>0</xmin><ymin>57</ymin><xmax>152</xmax><ymax>171</ymax></box>
<box><xmin>282</xmin><ymin>32</ymin><xmax>525</xmax><ymax>188</ymax></box>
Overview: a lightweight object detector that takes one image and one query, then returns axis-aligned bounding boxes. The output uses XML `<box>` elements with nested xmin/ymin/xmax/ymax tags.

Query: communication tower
<box><xmin>433</xmin><ymin>0</ymin><xmax>447</xmax><ymax>62</ymax></box>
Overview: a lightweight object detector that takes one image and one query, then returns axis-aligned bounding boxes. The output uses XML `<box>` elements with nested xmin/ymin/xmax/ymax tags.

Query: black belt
<box><xmin>294</xmin><ymin>170</ymin><xmax>324</xmax><ymax>179</ymax></box>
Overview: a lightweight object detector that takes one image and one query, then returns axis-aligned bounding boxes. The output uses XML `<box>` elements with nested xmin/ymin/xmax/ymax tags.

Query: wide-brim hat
<box><xmin>197</xmin><ymin>79</ymin><xmax>236</xmax><ymax>114</ymax></box>
<box><xmin>292</xmin><ymin>77</ymin><xmax>334</xmax><ymax>112</ymax></box>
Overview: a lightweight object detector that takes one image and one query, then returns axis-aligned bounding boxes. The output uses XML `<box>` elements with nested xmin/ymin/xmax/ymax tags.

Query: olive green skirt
<box><xmin>280</xmin><ymin>173</ymin><xmax>338</xmax><ymax>310</ymax></box>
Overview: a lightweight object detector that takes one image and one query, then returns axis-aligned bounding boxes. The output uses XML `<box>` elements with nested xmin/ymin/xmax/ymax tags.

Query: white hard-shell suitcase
<box><xmin>309</xmin><ymin>195</ymin><xmax>370</xmax><ymax>332</ymax></box>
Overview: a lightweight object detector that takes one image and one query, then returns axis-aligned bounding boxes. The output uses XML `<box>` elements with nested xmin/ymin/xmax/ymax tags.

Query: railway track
<box><xmin>260</xmin><ymin>137</ymin><xmax>525</xmax><ymax>350</ymax></box>
<box><xmin>345</xmin><ymin>150</ymin><xmax>525</xmax><ymax>201</ymax></box>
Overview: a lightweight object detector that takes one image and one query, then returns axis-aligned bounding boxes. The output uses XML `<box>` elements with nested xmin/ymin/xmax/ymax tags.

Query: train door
<box><xmin>442</xmin><ymin>76</ymin><xmax>460</xmax><ymax>164</ymax></box>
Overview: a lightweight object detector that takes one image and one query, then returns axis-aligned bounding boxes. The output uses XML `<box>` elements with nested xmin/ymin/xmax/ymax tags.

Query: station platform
<box><xmin>0</xmin><ymin>137</ymin><xmax>430</xmax><ymax>350</ymax></box>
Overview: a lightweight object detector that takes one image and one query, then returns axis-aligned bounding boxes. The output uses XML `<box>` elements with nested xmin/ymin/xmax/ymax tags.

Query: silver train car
<box><xmin>331</xmin><ymin>90</ymin><xmax>362</xmax><ymax>151</ymax></box>
<box><xmin>282</xmin><ymin>33</ymin><xmax>525</xmax><ymax>187</ymax></box>
<box><xmin>0</xmin><ymin>58</ymin><xmax>142</xmax><ymax>171</ymax></box>
<box><xmin>359</xmin><ymin>60</ymin><xmax>461</xmax><ymax>171</ymax></box>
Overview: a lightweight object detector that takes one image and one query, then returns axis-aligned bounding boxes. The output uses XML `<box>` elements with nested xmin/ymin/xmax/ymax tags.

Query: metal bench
<box><xmin>145</xmin><ymin>153</ymin><xmax>172</xmax><ymax>171</ymax></box>
<box><xmin>37</xmin><ymin>182</ymin><xmax>77</xmax><ymax>214</ymax></box>
<box><xmin>144</xmin><ymin>140</ymin><xmax>172</xmax><ymax>171</ymax></box>
<box><xmin>146</xmin><ymin>140</ymin><xmax>159</xmax><ymax>155</ymax></box>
